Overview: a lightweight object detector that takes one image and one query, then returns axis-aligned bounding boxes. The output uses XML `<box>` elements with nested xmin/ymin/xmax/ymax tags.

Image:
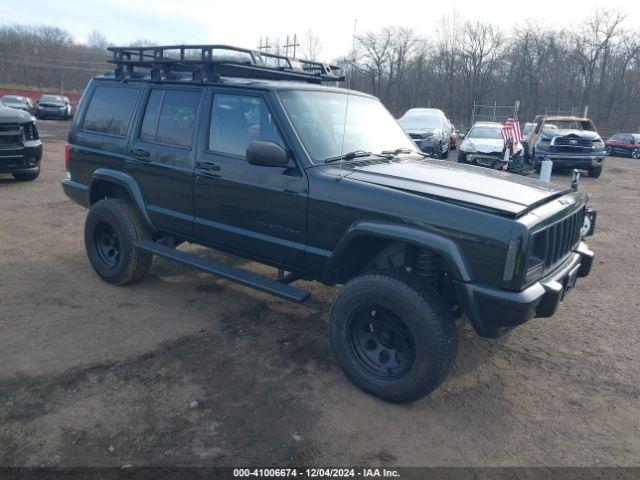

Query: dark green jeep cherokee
<box><xmin>62</xmin><ymin>46</ymin><xmax>596</xmax><ymax>402</ymax></box>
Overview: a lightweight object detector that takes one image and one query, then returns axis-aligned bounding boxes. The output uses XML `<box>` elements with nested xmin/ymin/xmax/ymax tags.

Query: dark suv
<box><xmin>0</xmin><ymin>104</ymin><xmax>42</xmax><ymax>181</ymax></box>
<box><xmin>62</xmin><ymin>46</ymin><xmax>596</xmax><ymax>403</ymax></box>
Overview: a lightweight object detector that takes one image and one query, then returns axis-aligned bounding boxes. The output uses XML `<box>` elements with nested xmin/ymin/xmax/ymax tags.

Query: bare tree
<box><xmin>302</xmin><ymin>29</ymin><xmax>323</xmax><ymax>61</ymax></box>
<box><xmin>86</xmin><ymin>29</ymin><xmax>108</xmax><ymax>49</ymax></box>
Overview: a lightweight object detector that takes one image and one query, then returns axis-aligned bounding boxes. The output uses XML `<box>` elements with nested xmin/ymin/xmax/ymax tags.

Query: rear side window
<box><xmin>81</xmin><ymin>85</ymin><xmax>139</xmax><ymax>137</ymax></box>
<box><xmin>139</xmin><ymin>89</ymin><xmax>201</xmax><ymax>148</ymax></box>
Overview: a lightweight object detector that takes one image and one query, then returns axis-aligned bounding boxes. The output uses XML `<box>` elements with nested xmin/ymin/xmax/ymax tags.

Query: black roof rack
<box><xmin>107</xmin><ymin>44</ymin><xmax>344</xmax><ymax>85</ymax></box>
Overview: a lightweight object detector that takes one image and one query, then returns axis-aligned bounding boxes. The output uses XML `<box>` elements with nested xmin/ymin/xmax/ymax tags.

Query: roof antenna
<box><xmin>337</xmin><ymin>18</ymin><xmax>357</xmax><ymax>181</ymax></box>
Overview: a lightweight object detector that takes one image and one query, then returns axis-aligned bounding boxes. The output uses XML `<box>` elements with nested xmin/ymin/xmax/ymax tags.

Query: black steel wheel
<box><xmin>347</xmin><ymin>305</ymin><xmax>416</xmax><ymax>380</ymax></box>
<box><xmin>84</xmin><ymin>198</ymin><xmax>152</xmax><ymax>285</ymax></box>
<box><xmin>93</xmin><ymin>221</ymin><xmax>121</xmax><ymax>268</ymax></box>
<box><xmin>330</xmin><ymin>274</ymin><xmax>457</xmax><ymax>403</ymax></box>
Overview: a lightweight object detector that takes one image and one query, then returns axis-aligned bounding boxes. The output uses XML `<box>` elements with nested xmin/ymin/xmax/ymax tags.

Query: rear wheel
<box><xmin>84</xmin><ymin>198</ymin><xmax>153</xmax><ymax>285</ymax></box>
<box><xmin>13</xmin><ymin>170</ymin><xmax>40</xmax><ymax>181</ymax></box>
<box><xmin>329</xmin><ymin>274</ymin><xmax>457</xmax><ymax>403</ymax></box>
<box><xmin>589</xmin><ymin>166</ymin><xmax>602</xmax><ymax>178</ymax></box>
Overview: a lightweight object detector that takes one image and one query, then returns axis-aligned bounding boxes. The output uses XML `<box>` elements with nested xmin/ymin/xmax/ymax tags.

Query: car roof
<box><xmin>540</xmin><ymin>116</ymin><xmax>591</xmax><ymax>122</ymax></box>
<box><xmin>402</xmin><ymin>108</ymin><xmax>445</xmax><ymax>115</ymax></box>
<box><xmin>92</xmin><ymin>74</ymin><xmax>374</xmax><ymax>98</ymax></box>
<box><xmin>471</xmin><ymin>121</ymin><xmax>502</xmax><ymax>128</ymax></box>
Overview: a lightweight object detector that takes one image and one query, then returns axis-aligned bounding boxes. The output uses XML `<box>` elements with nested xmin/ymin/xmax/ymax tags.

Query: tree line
<box><xmin>1</xmin><ymin>10</ymin><xmax>639</xmax><ymax>135</ymax></box>
<box><xmin>342</xmin><ymin>9</ymin><xmax>640</xmax><ymax>134</ymax></box>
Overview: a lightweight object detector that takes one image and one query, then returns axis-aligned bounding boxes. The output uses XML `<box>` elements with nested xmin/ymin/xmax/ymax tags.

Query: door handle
<box><xmin>128</xmin><ymin>148</ymin><xmax>150</xmax><ymax>159</ymax></box>
<box><xmin>197</xmin><ymin>161</ymin><xmax>221</xmax><ymax>171</ymax></box>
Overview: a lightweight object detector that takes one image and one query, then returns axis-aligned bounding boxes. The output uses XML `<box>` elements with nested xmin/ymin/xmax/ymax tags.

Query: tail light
<box><xmin>65</xmin><ymin>143</ymin><xmax>70</xmax><ymax>171</ymax></box>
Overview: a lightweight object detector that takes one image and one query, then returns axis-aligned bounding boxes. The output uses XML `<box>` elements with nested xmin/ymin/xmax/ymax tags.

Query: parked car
<box><xmin>0</xmin><ymin>104</ymin><xmax>42</xmax><ymax>181</ymax></box>
<box><xmin>457</xmin><ymin>121</ymin><xmax>524</xmax><ymax>170</ymax></box>
<box><xmin>62</xmin><ymin>44</ymin><xmax>596</xmax><ymax>403</ymax></box>
<box><xmin>523</xmin><ymin>116</ymin><xmax>606</xmax><ymax>178</ymax></box>
<box><xmin>1</xmin><ymin>95</ymin><xmax>34</xmax><ymax>114</ymax></box>
<box><xmin>605</xmin><ymin>133</ymin><xmax>640</xmax><ymax>159</ymax></box>
<box><xmin>448</xmin><ymin>121</ymin><xmax>457</xmax><ymax>150</ymax></box>
<box><xmin>397</xmin><ymin>108</ymin><xmax>453</xmax><ymax>158</ymax></box>
<box><xmin>36</xmin><ymin>94</ymin><xmax>72</xmax><ymax>120</ymax></box>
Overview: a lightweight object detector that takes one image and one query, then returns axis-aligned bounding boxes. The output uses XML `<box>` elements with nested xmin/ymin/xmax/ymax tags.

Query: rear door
<box><xmin>193</xmin><ymin>88</ymin><xmax>308</xmax><ymax>270</ymax></box>
<box><xmin>126</xmin><ymin>85</ymin><xmax>203</xmax><ymax>237</ymax></box>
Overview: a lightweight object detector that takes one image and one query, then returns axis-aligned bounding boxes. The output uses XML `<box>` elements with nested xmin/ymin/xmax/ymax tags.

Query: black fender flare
<box><xmin>322</xmin><ymin>220</ymin><xmax>473</xmax><ymax>283</ymax></box>
<box><xmin>90</xmin><ymin>168</ymin><xmax>156</xmax><ymax>233</ymax></box>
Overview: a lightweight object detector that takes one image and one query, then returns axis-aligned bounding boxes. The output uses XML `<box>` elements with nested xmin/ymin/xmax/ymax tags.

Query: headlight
<box><xmin>537</xmin><ymin>138</ymin><xmax>551</xmax><ymax>149</ymax></box>
<box><xmin>592</xmin><ymin>140</ymin><xmax>604</xmax><ymax>150</ymax></box>
<box><xmin>460</xmin><ymin>141</ymin><xmax>476</xmax><ymax>153</ymax></box>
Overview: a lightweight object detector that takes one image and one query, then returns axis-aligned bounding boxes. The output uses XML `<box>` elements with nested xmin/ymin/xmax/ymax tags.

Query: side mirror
<box><xmin>246</xmin><ymin>141</ymin><xmax>289</xmax><ymax>167</ymax></box>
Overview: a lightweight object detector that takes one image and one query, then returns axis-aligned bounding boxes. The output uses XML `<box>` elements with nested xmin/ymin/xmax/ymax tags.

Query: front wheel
<box><xmin>605</xmin><ymin>146</ymin><xmax>612</xmax><ymax>156</ymax></box>
<box><xmin>457</xmin><ymin>151</ymin><xmax>468</xmax><ymax>164</ymax></box>
<box><xmin>84</xmin><ymin>198</ymin><xmax>153</xmax><ymax>285</ymax></box>
<box><xmin>13</xmin><ymin>170</ymin><xmax>40</xmax><ymax>181</ymax></box>
<box><xmin>589</xmin><ymin>166</ymin><xmax>602</xmax><ymax>178</ymax></box>
<box><xmin>329</xmin><ymin>274</ymin><xmax>457</xmax><ymax>403</ymax></box>
<box><xmin>632</xmin><ymin>148</ymin><xmax>640</xmax><ymax>159</ymax></box>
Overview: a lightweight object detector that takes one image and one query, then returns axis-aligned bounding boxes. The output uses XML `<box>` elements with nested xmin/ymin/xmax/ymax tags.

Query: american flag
<box><xmin>501</xmin><ymin>116</ymin><xmax>522</xmax><ymax>148</ymax></box>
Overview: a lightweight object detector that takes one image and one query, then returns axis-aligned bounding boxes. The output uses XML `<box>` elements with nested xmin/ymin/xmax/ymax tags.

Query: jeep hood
<box><xmin>327</xmin><ymin>158</ymin><xmax>569</xmax><ymax>217</ymax></box>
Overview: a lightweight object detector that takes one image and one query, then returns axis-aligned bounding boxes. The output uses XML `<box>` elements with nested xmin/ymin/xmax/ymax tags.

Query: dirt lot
<box><xmin>1</xmin><ymin>120</ymin><xmax>639</xmax><ymax>467</ymax></box>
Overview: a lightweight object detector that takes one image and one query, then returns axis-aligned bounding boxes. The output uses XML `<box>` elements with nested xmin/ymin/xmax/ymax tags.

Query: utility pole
<box><xmin>283</xmin><ymin>34</ymin><xmax>300</xmax><ymax>57</ymax></box>
<box><xmin>258</xmin><ymin>37</ymin><xmax>271</xmax><ymax>53</ymax></box>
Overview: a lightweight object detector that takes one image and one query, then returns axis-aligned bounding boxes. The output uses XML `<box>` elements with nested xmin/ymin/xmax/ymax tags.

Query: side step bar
<box><xmin>135</xmin><ymin>240</ymin><xmax>310</xmax><ymax>303</ymax></box>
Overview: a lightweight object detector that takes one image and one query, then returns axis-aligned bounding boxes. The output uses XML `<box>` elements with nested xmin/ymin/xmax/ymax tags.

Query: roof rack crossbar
<box><xmin>107</xmin><ymin>44</ymin><xmax>344</xmax><ymax>84</ymax></box>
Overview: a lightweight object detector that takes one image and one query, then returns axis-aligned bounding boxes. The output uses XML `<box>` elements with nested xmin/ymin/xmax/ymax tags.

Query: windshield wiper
<box><xmin>381</xmin><ymin>148</ymin><xmax>430</xmax><ymax>158</ymax></box>
<box><xmin>323</xmin><ymin>150</ymin><xmax>393</xmax><ymax>164</ymax></box>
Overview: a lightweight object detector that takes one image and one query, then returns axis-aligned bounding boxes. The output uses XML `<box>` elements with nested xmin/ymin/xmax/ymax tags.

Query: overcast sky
<box><xmin>3</xmin><ymin>0</ymin><xmax>639</xmax><ymax>60</ymax></box>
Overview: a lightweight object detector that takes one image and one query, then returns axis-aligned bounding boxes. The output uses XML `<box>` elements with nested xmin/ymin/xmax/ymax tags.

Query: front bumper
<box><xmin>535</xmin><ymin>152</ymin><xmax>605</xmax><ymax>169</ymax></box>
<box><xmin>37</xmin><ymin>109</ymin><xmax>66</xmax><ymax>119</ymax></box>
<box><xmin>454</xmin><ymin>241</ymin><xmax>594</xmax><ymax>338</ymax></box>
<box><xmin>0</xmin><ymin>141</ymin><xmax>43</xmax><ymax>174</ymax></box>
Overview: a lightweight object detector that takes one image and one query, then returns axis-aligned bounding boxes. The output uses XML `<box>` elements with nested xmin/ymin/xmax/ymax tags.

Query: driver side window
<box><xmin>208</xmin><ymin>93</ymin><xmax>284</xmax><ymax>158</ymax></box>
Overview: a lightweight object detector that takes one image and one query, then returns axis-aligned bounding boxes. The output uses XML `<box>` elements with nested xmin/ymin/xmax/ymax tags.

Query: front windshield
<box><xmin>398</xmin><ymin>112</ymin><xmax>442</xmax><ymax>129</ymax></box>
<box><xmin>41</xmin><ymin>95</ymin><xmax>64</xmax><ymax>103</ymax></box>
<box><xmin>278</xmin><ymin>90</ymin><xmax>417</xmax><ymax>163</ymax></box>
<box><xmin>542</xmin><ymin>120</ymin><xmax>595</xmax><ymax>131</ymax></box>
<box><xmin>468</xmin><ymin>126</ymin><xmax>502</xmax><ymax>140</ymax></box>
<box><xmin>3</xmin><ymin>95</ymin><xmax>25</xmax><ymax>104</ymax></box>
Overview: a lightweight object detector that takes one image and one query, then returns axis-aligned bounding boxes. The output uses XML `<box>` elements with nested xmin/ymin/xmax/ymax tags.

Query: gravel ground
<box><xmin>1</xmin><ymin>120</ymin><xmax>639</xmax><ymax>467</ymax></box>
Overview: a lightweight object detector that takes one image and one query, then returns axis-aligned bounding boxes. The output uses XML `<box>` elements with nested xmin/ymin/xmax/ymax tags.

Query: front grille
<box><xmin>531</xmin><ymin>207</ymin><xmax>585</xmax><ymax>269</ymax></box>
<box><xmin>0</xmin><ymin>135</ymin><xmax>21</xmax><ymax>146</ymax></box>
<box><xmin>0</xmin><ymin>123</ymin><xmax>22</xmax><ymax>147</ymax></box>
<box><xmin>554</xmin><ymin>137</ymin><xmax>592</xmax><ymax>147</ymax></box>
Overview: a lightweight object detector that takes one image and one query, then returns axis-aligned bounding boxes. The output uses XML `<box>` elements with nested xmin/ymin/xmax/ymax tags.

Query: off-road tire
<box><xmin>589</xmin><ymin>166</ymin><xmax>602</xmax><ymax>178</ymax></box>
<box><xmin>84</xmin><ymin>198</ymin><xmax>153</xmax><ymax>285</ymax></box>
<box><xmin>329</xmin><ymin>274</ymin><xmax>457</xmax><ymax>403</ymax></box>
<box><xmin>13</xmin><ymin>170</ymin><xmax>40</xmax><ymax>181</ymax></box>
